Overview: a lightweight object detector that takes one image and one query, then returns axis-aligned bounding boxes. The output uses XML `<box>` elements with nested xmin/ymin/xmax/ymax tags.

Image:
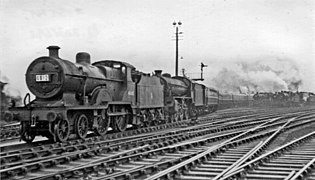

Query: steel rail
<box><xmin>213</xmin><ymin>117</ymin><xmax>296</xmax><ymax>179</ymax></box>
<box><xmin>32</xmin><ymin>130</ymin><xmax>245</xmax><ymax>180</ymax></box>
<box><xmin>91</xmin><ymin>124</ymin><xmax>283</xmax><ymax>180</ymax></box>
<box><xmin>143</xmin><ymin>116</ymin><xmax>281</xmax><ymax>180</ymax></box>
<box><xmin>288</xmin><ymin>157</ymin><xmax>315</xmax><ymax>180</ymax></box>
<box><xmin>222</xmin><ymin>131</ymin><xmax>315</xmax><ymax>179</ymax></box>
<box><xmin>1</xmin><ymin>113</ymin><xmax>279</xmax><ymax>166</ymax></box>
<box><xmin>144</xmin><ymin>115</ymin><xmax>314</xmax><ymax>180</ymax></box>
<box><xmin>2</xmin><ymin>119</ymin><xmax>263</xmax><ymax>179</ymax></box>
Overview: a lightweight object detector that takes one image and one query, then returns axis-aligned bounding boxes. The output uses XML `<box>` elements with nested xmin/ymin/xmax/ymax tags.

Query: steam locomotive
<box><xmin>253</xmin><ymin>91</ymin><xmax>315</xmax><ymax>107</ymax></box>
<box><xmin>10</xmin><ymin>46</ymin><xmax>219</xmax><ymax>143</ymax></box>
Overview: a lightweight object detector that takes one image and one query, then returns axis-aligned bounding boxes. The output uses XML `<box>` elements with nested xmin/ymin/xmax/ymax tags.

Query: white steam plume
<box><xmin>0</xmin><ymin>70</ymin><xmax>22</xmax><ymax>98</ymax></box>
<box><xmin>211</xmin><ymin>58</ymin><xmax>303</xmax><ymax>94</ymax></box>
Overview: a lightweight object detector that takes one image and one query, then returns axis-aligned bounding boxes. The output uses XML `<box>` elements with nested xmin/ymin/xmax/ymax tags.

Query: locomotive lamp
<box><xmin>173</xmin><ymin>21</ymin><xmax>183</xmax><ymax>76</ymax></box>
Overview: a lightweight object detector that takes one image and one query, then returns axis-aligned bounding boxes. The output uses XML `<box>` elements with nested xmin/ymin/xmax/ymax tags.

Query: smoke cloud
<box><xmin>211</xmin><ymin>58</ymin><xmax>303</xmax><ymax>94</ymax></box>
<box><xmin>0</xmin><ymin>70</ymin><xmax>22</xmax><ymax>108</ymax></box>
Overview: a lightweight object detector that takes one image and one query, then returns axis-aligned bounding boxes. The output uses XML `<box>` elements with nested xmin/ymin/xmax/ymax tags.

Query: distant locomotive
<box><xmin>10</xmin><ymin>46</ymin><xmax>220</xmax><ymax>143</ymax></box>
<box><xmin>253</xmin><ymin>91</ymin><xmax>314</xmax><ymax>107</ymax></box>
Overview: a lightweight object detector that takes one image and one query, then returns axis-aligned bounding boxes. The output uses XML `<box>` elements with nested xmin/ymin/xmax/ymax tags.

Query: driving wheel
<box><xmin>75</xmin><ymin>113</ymin><xmax>89</xmax><ymax>139</ymax></box>
<box><xmin>94</xmin><ymin>115</ymin><xmax>110</xmax><ymax>136</ymax></box>
<box><xmin>55</xmin><ymin>119</ymin><xmax>70</xmax><ymax>142</ymax></box>
<box><xmin>114</xmin><ymin>115</ymin><xmax>127</xmax><ymax>132</ymax></box>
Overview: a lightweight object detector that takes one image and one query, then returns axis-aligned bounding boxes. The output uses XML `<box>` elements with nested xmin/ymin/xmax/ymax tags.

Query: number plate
<box><xmin>35</xmin><ymin>74</ymin><xmax>50</xmax><ymax>82</ymax></box>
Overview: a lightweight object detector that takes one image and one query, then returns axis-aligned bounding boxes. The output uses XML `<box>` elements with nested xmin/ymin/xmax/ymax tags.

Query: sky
<box><xmin>0</xmin><ymin>0</ymin><xmax>314</xmax><ymax>97</ymax></box>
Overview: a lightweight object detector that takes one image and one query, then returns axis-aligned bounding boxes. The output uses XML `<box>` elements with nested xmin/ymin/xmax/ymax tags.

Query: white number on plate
<box><xmin>36</xmin><ymin>74</ymin><xmax>50</xmax><ymax>82</ymax></box>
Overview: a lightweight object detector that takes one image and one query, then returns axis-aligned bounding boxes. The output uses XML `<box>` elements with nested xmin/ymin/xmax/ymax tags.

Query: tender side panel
<box><xmin>194</xmin><ymin>83</ymin><xmax>204</xmax><ymax>107</ymax></box>
<box><xmin>136</xmin><ymin>75</ymin><xmax>164</xmax><ymax>108</ymax></box>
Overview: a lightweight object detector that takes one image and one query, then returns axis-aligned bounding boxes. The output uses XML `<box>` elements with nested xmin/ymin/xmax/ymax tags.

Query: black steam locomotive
<box><xmin>253</xmin><ymin>91</ymin><xmax>315</xmax><ymax>107</ymax></box>
<box><xmin>10</xmin><ymin>46</ymin><xmax>219</xmax><ymax>142</ymax></box>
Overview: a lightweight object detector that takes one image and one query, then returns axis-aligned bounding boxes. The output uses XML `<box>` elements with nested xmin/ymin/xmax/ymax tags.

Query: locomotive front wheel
<box><xmin>114</xmin><ymin>116</ymin><xmax>127</xmax><ymax>132</ymax></box>
<box><xmin>55</xmin><ymin>119</ymin><xmax>70</xmax><ymax>142</ymax></box>
<box><xmin>75</xmin><ymin>114</ymin><xmax>89</xmax><ymax>139</ymax></box>
<box><xmin>21</xmin><ymin>122</ymin><xmax>35</xmax><ymax>143</ymax></box>
<box><xmin>94</xmin><ymin>116</ymin><xmax>110</xmax><ymax>136</ymax></box>
<box><xmin>21</xmin><ymin>130</ymin><xmax>35</xmax><ymax>143</ymax></box>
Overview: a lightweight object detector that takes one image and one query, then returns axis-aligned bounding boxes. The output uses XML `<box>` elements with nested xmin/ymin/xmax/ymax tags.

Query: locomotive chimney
<box><xmin>155</xmin><ymin>70</ymin><xmax>162</xmax><ymax>76</ymax></box>
<box><xmin>47</xmin><ymin>46</ymin><xmax>60</xmax><ymax>58</ymax></box>
<box><xmin>76</xmin><ymin>52</ymin><xmax>91</xmax><ymax>64</ymax></box>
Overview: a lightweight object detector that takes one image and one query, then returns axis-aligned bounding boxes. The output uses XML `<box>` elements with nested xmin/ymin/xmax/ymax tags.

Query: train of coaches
<box><xmin>4</xmin><ymin>46</ymin><xmax>315</xmax><ymax>143</ymax></box>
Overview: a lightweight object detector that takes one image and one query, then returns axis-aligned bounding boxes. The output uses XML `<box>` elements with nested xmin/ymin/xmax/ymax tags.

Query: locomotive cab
<box><xmin>92</xmin><ymin>60</ymin><xmax>136</xmax><ymax>103</ymax></box>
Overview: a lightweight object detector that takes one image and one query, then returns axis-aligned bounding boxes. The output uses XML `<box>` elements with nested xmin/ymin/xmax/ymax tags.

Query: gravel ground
<box><xmin>266</xmin><ymin>120</ymin><xmax>315</xmax><ymax>151</ymax></box>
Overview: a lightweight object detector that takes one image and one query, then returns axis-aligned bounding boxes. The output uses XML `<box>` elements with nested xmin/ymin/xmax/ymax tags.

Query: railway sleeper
<box><xmin>3</xmin><ymin>113</ymin><xmax>306</xmax><ymax>179</ymax></box>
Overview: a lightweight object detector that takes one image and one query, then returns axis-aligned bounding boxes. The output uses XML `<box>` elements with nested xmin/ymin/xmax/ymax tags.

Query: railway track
<box><xmin>1</xmin><ymin>109</ymin><xmax>314</xmax><ymax>179</ymax></box>
<box><xmin>1</xmin><ymin>106</ymin><xmax>297</xmax><ymax>154</ymax></box>
<box><xmin>0</xmin><ymin>120</ymin><xmax>272</xmax><ymax>179</ymax></box>
<box><xmin>0</xmin><ymin>111</ymin><xmax>289</xmax><ymax>179</ymax></box>
<box><xmin>0</xmin><ymin>106</ymin><xmax>309</xmax><ymax>143</ymax></box>
<box><xmin>0</xmin><ymin>109</ymin><xmax>253</xmax><ymax>143</ymax></box>
<box><xmin>0</xmin><ymin>123</ymin><xmax>20</xmax><ymax>142</ymax></box>
<box><xmin>222</xmin><ymin>130</ymin><xmax>315</xmax><ymax>180</ymax></box>
<box><xmin>145</xmin><ymin>113</ymin><xmax>315</xmax><ymax>180</ymax></box>
<box><xmin>1</xmin><ymin>108</ymin><xmax>314</xmax><ymax>179</ymax></box>
<box><xmin>0</xmin><ymin>120</ymin><xmax>187</xmax><ymax>152</ymax></box>
<box><xmin>39</xmin><ymin>115</ymin><xmax>301</xmax><ymax>180</ymax></box>
<box><xmin>0</xmin><ymin>107</ymin><xmax>285</xmax><ymax>152</ymax></box>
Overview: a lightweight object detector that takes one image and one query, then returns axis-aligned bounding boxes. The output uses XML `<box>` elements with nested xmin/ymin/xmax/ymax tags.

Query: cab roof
<box><xmin>92</xmin><ymin>60</ymin><xmax>135</xmax><ymax>69</ymax></box>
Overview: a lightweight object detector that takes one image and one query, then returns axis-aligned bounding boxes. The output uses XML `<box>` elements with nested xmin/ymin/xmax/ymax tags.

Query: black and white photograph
<box><xmin>1</xmin><ymin>0</ymin><xmax>315</xmax><ymax>179</ymax></box>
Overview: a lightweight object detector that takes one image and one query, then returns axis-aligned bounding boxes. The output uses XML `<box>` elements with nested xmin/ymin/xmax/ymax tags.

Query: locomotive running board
<box><xmin>107</xmin><ymin>112</ymin><xmax>129</xmax><ymax>116</ymax></box>
<box><xmin>64</xmin><ymin>101</ymin><xmax>131</xmax><ymax>110</ymax></box>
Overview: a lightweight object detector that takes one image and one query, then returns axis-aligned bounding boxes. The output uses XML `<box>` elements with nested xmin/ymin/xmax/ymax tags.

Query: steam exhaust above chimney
<box><xmin>47</xmin><ymin>46</ymin><xmax>60</xmax><ymax>58</ymax></box>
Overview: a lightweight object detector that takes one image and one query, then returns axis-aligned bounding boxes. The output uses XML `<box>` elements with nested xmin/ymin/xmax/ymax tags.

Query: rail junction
<box><xmin>1</xmin><ymin>107</ymin><xmax>315</xmax><ymax>180</ymax></box>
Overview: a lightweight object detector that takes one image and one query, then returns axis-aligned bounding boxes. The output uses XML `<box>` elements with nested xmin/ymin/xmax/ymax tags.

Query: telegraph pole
<box><xmin>173</xmin><ymin>21</ymin><xmax>182</xmax><ymax>76</ymax></box>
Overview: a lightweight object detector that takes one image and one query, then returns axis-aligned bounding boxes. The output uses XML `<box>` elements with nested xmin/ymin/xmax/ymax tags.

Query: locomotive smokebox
<box><xmin>47</xmin><ymin>46</ymin><xmax>60</xmax><ymax>58</ymax></box>
<box><xmin>155</xmin><ymin>70</ymin><xmax>162</xmax><ymax>76</ymax></box>
<box><xmin>76</xmin><ymin>52</ymin><xmax>91</xmax><ymax>64</ymax></box>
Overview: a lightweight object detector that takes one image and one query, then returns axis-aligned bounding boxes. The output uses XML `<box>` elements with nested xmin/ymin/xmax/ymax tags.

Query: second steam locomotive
<box><xmin>11</xmin><ymin>46</ymin><xmax>219</xmax><ymax>142</ymax></box>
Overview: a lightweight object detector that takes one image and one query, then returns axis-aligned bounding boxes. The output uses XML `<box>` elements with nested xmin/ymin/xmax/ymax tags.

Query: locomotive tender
<box><xmin>11</xmin><ymin>46</ymin><xmax>219</xmax><ymax>143</ymax></box>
